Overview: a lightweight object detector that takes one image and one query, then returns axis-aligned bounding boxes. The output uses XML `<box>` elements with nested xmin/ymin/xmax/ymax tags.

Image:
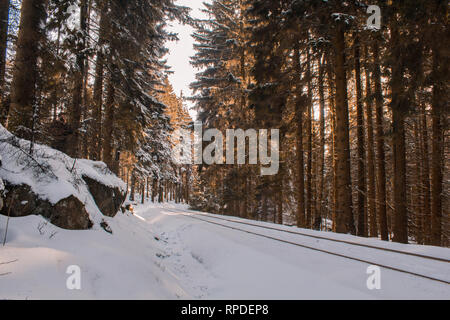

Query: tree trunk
<box><xmin>364</xmin><ymin>46</ymin><xmax>378</xmax><ymax>238</ymax></box>
<box><xmin>129</xmin><ymin>171</ymin><xmax>136</xmax><ymax>202</ymax></box>
<box><xmin>50</xmin><ymin>24</ymin><xmax>61</xmax><ymax>122</ymax></box>
<box><xmin>102</xmin><ymin>74</ymin><xmax>115</xmax><ymax>169</ymax></box>
<box><xmin>373</xmin><ymin>42</ymin><xmax>389</xmax><ymax>241</ymax></box>
<box><xmin>420</xmin><ymin>106</ymin><xmax>431</xmax><ymax>244</ymax></box>
<box><xmin>326</xmin><ymin>60</ymin><xmax>337</xmax><ymax>231</ymax></box>
<box><xmin>316</xmin><ymin>55</ymin><xmax>326</xmax><ymax>230</ymax></box>
<box><xmin>354</xmin><ymin>34</ymin><xmax>367</xmax><ymax>237</ymax></box>
<box><xmin>67</xmin><ymin>0</ymin><xmax>88</xmax><ymax>158</ymax></box>
<box><xmin>294</xmin><ymin>47</ymin><xmax>305</xmax><ymax>228</ymax></box>
<box><xmin>306</xmin><ymin>51</ymin><xmax>313</xmax><ymax>229</ymax></box>
<box><xmin>333</xmin><ymin>25</ymin><xmax>355</xmax><ymax>234</ymax></box>
<box><xmin>91</xmin><ymin>8</ymin><xmax>108</xmax><ymax>161</ymax></box>
<box><xmin>392</xmin><ymin>107</ymin><xmax>408</xmax><ymax>244</ymax></box>
<box><xmin>430</xmin><ymin>48</ymin><xmax>444</xmax><ymax>246</ymax></box>
<box><xmin>390</xmin><ymin>22</ymin><xmax>408</xmax><ymax>244</ymax></box>
<box><xmin>152</xmin><ymin>178</ymin><xmax>157</xmax><ymax>203</ymax></box>
<box><xmin>0</xmin><ymin>0</ymin><xmax>9</xmax><ymax>105</ymax></box>
<box><xmin>413</xmin><ymin>119</ymin><xmax>423</xmax><ymax>244</ymax></box>
<box><xmin>7</xmin><ymin>0</ymin><xmax>47</xmax><ymax>138</ymax></box>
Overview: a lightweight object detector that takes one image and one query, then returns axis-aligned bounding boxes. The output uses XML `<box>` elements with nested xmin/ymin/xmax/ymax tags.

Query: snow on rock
<box><xmin>0</xmin><ymin>125</ymin><xmax>126</xmax><ymax>229</ymax></box>
<box><xmin>83</xmin><ymin>175</ymin><xmax>126</xmax><ymax>218</ymax></box>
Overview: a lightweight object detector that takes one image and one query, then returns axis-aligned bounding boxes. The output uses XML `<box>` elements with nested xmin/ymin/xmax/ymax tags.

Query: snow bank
<box><xmin>0</xmin><ymin>212</ymin><xmax>190</xmax><ymax>299</ymax></box>
<box><xmin>1</xmin><ymin>202</ymin><xmax>449</xmax><ymax>299</ymax></box>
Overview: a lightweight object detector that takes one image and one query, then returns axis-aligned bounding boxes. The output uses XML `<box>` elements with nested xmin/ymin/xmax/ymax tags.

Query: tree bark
<box><xmin>0</xmin><ymin>0</ymin><xmax>9</xmax><ymax>102</ymax></box>
<box><xmin>91</xmin><ymin>7</ymin><xmax>108</xmax><ymax>161</ymax></box>
<box><xmin>333</xmin><ymin>24</ymin><xmax>355</xmax><ymax>234</ymax></box>
<box><xmin>354</xmin><ymin>34</ymin><xmax>367</xmax><ymax>237</ymax></box>
<box><xmin>294</xmin><ymin>47</ymin><xmax>305</xmax><ymax>228</ymax></box>
<box><xmin>102</xmin><ymin>74</ymin><xmax>116</xmax><ymax>169</ymax></box>
<box><xmin>390</xmin><ymin>22</ymin><xmax>408</xmax><ymax>244</ymax></box>
<box><xmin>364</xmin><ymin>46</ymin><xmax>377</xmax><ymax>238</ymax></box>
<box><xmin>316</xmin><ymin>55</ymin><xmax>326</xmax><ymax>230</ymax></box>
<box><xmin>420</xmin><ymin>106</ymin><xmax>431</xmax><ymax>244</ymax></box>
<box><xmin>7</xmin><ymin>0</ymin><xmax>47</xmax><ymax>137</ymax></box>
<box><xmin>326</xmin><ymin>60</ymin><xmax>337</xmax><ymax>231</ymax></box>
<box><xmin>413</xmin><ymin>119</ymin><xmax>423</xmax><ymax>244</ymax></box>
<box><xmin>129</xmin><ymin>171</ymin><xmax>135</xmax><ymax>202</ymax></box>
<box><xmin>373</xmin><ymin>42</ymin><xmax>389</xmax><ymax>241</ymax></box>
<box><xmin>430</xmin><ymin>48</ymin><xmax>444</xmax><ymax>246</ymax></box>
<box><xmin>392</xmin><ymin>107</ymin><xmax>408</xmax><ymax>244</ymax></box>
<box><xmin>67</xmin><ymin>0</ymin><xmax>88</xmax><ymax>158</ymax></box>
<box><xmin>306</xmin><ymin>51</ymin><xmax>313</xmax><ymax>229</ymax></box>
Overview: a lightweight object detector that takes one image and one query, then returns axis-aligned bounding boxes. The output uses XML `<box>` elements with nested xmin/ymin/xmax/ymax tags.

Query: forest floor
<box><xmin>0</xmin><ymin>202</ymin><xmax>449</xmax><ymax>299</ymax></box>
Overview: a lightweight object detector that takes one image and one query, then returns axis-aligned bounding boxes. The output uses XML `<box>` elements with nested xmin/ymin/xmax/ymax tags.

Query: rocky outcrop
<box><xmin>1</xmin><ymin>183</ymin><xmax>93</xmax><ymax>230</ymax></box>
<box><xmin>82</xmin><ymin>176</ymin><xmax>126</xmax><ymax>218</ymax></box>
<box><xmin>0</xmin><ymin>125</ymin><xmax>127</xmax><ymax>230</ymax></box>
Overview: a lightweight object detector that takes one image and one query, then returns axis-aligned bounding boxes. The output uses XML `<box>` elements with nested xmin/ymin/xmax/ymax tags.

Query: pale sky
<box><xmin>165</xmin><ymin>0</ymin><xmax>210</xmax><ymax>120</ymax></box>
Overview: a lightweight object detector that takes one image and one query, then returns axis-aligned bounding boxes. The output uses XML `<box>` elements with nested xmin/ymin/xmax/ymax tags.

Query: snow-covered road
<box><xmin>1</xmin><ymin>202</ymin><xmax>449</xmax><ymax>299</ymax></box>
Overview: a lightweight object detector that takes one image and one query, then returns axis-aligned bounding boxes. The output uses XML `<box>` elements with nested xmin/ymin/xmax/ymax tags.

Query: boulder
<box><xmin>1</xmin><ymin>183</ymin><xmax>93</xmax><ymax>230</ymax></box>
<box><xmin>82</xmin><ymin>175</ymin><xmax>126</xmax><ymax>217</ymax></box>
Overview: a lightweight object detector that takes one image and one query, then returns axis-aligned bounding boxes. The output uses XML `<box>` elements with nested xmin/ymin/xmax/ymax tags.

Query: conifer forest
<box><xmin>0</xmin><ymin>0</ymin><xmax>449</xmax><ymax>302</ymax></box>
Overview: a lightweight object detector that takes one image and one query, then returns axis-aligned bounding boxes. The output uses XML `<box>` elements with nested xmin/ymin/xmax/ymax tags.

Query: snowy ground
<box><xmin>0</xmin><ymin>202</ymin><xmax>449</xmax><ymax>300</ymax></box>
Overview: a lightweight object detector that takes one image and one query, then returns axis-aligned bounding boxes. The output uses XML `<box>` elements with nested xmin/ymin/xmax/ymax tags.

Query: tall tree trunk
<box><xmin>316</xmin><ymin>55</ymin><xmax>326</xmax><ymax>230</ymax></box>
<box><xmin>7</xmin><ymin>0</ymin><xmax>47</xmax><ymax>137</ymax></box>
<box><xmin>430</xmin><ymin>48</ymin><xmax>444</xmax><ymax>246</ymax></box>
<box><xmin>326</xmin><ymin>60</ymin><xmax>337</xmax><ymax>231</ymax></box>
<box><xmin>0</xmin><ymin>0</ymin><xmax>9</xmax><ymax>114</ymax></box>
<box><xmin>129</xmin><ymin>171</ymin><xmax>135</xmax><ymax>202</ymax></box>
<box><xmin>294</xmin><ymin>47</ymin><xmax>305</xmax><ymax>228</ymax></box>
<box><xmin>365</xmin><ymin>46</ymin><xmax>378</xmax><ymax>238</ymax></box>
<box><xmin>102</xmin><ymin>74</ymin><xmax>115</xmax><ymax>169</ymax></box>
<box><xmin>50</xmin><ymin>24</ymin><xmax>61</xmax><ymax>121</ymax></box>
<box><xmin>152</xmin><ymin>178</ymin><xmax>157</xmax><ymax>203</ymax></box>
<box><xmin>81</xmin><ymin>0</ymin><xmax>93</xmax><ymax>159</ymax></box>
<box><xmin>413</xmin><ymin>119</ymin><xmax>423</xmax><ymax>244</ymax></box>
<box><xmin>333</xmin><ymin>24</ymin><xmax>355</xmax><ymax>234</ymax></box>
<box><xmin>392</xmin><ymin>107</ymin><xmax>408</xmax><ymax>244</ymax></box>
<box><xmin>306</xmin><ymin>50</ymin><xmax>313</xmax><ymax>229</ymax></box>
<box><xmin>390</xmin><ymin>22</ymin><xmax>408</xmax><ymax>244</ymax></box>
<box><xmin>373</xmin><ymin>42</ymin><xmax>389</xmax><ymax>241</ymax></box>
<box><xmin>91</xmin><ymin>7</ymin><xmax>108</xmax><ymax>161</ymax></box>
<box><xmin>354</xmin><ymin>34</ymin><xmax>367</xmax><ymax>237</ymax></box>
<box><xmin>420</xmin><ymin>106</ymin><xmax>431</xmax><ymax>244</ymax></box>
<box><xmin>67</xmin><ymin>0</ymin><xmax>88</xmax><ymax>158</ymax></box>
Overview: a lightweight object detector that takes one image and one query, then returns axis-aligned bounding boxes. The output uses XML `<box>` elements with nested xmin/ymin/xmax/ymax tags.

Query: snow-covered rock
<box><xmin>0</xmin><ymin>183</ymin><xmax>93</xmax><ymax>230</ymax></box>
<box><xmin>0</xmin><ymin>125</ymin><xmax>126</xmax><ymax>229</ymax></box>
<box><xmin>82</xmin><ymin>175</ymin><xmax>126</xmax><ymax>218</ymax></box>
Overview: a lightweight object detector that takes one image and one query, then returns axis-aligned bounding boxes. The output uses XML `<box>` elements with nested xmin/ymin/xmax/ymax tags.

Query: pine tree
<box><xmin>67</xmin><ymin>0</ymin><xmax>88</xmax><ymax>158</ymax></box>
<box><xmin>7</xmin><ymin>0</ymin><xmax>48</xmax><ymax>139</ymax></box>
